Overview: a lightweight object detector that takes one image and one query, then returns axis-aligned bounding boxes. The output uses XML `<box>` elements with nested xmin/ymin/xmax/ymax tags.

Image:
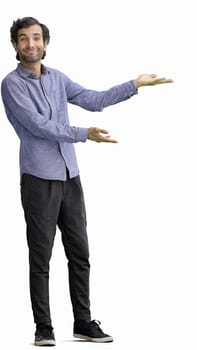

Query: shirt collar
<box><xmin>16</xmin><ymin>63</ymin><xmax>49</xmax><ymax>79</ymax></box>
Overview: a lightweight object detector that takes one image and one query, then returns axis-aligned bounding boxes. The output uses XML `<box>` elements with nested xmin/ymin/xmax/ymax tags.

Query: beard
<box><xmin>19</xmin><ymin>49</ymin><xmax>45</xmax><ymax>63</ymax></box>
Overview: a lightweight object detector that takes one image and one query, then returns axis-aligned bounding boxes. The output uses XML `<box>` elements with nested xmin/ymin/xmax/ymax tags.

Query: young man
<box><xmin>1</xmin><ymin>17</ymin><xmax>173</xmax><ymax>347</ymax></box>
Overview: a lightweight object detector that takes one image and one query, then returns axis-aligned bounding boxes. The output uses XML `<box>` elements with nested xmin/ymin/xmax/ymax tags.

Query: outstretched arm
<box><xmin>66</xmin><ymin>73</ymin><xmax>173</xmax><ymax>111</ymax></box>
<box><xmin>134</xmin><ymin>74</ymin><xmax>173</xmax><ymax>88</ymax></box>
<box><xmin>86</xmin><ymin>73</ymin><xmax>174</xmax><ymax>144</ymax></box>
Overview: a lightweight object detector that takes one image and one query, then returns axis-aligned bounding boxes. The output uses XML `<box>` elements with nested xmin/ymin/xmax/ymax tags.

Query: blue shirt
<box><xmin>1</xmin><ymin>63</ymin><xmax>138</xmax><ymax>180</ymax></box>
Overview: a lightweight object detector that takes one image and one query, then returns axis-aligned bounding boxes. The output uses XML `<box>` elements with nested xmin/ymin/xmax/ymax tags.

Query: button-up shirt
<box><xmin>1</xmin><ymin>63</ymin><xmax>138</xmax><ymax>180</ymax></box>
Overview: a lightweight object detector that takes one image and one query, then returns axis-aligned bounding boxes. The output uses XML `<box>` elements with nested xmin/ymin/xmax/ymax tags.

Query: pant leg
<box><xmin>20</xmin><ymin>174</ymin><xmax>62</xmax><ymax>326</ymax></box>
<box><xmin>57</xmin><ymin>176</ymin><xmax>91</xmax><ymax>321</ymax></box>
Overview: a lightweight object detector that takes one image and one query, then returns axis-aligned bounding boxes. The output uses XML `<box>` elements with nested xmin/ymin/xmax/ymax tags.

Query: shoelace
<box><xmin>90</xmin><ymin>320</ymin><xmax>102</xmax><ymax>330</ymax></box>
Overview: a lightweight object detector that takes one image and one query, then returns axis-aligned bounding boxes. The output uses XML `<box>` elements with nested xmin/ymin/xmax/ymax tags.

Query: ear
<box><xmin>44</xmin><ymin>41</ymin><xmax>48</xmax><ymax>50</ymax></box>
<box><xmin>12</xmin><ymin>41</ymin><xmax>17</xmax><ymax>51</ymax></box>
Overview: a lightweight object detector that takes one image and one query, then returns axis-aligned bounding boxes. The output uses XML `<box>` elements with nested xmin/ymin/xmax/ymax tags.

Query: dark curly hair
<box><xmin>10</xmin><ymin>17</ymin><xmax>50</xmax><ymax>61</ymax></box>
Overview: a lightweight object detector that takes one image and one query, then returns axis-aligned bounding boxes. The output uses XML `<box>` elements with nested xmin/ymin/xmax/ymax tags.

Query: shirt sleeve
<box><xmin>1</xmin><ymin>77</ymin><xmax>88</xmax><ymax>143</ymax></box>
<box><xmin>65</xmin><ymin>77</ymin><xmax>138</xmax><ymax>111</ymax></box>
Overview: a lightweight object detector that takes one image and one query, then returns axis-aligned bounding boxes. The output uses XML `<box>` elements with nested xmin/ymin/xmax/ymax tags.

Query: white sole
<box><xmin>34</xmin><ymin>339</ymin><xmax>56</xmax><ymax>346</ymax></box>
<box><xmin>73</xmin><ymin>333</ymin><xmax>113</xmax><ymax>343</ymax></box>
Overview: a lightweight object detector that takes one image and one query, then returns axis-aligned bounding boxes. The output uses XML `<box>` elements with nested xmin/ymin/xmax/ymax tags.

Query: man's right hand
<box><xmin>88</xmin><ymin>127</ymin><xmax>118</xmax><ymax>143</ymax></box>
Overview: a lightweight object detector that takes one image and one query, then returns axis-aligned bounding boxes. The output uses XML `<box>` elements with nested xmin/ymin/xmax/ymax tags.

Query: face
<box><xmin>14</xmin><ymin>24</ymin><xmax>47</xmax><ymax>63</ymax></box>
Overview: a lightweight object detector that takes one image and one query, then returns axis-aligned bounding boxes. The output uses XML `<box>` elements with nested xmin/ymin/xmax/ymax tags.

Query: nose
<box><xmin>27</xmin><ymin>38</ymin><xmax>35</xmax><ymax>48</ymax></box>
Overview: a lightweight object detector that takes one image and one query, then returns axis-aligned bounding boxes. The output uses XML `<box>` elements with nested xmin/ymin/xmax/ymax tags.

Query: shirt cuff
<box><xmin>129</xmin><ymin>80</ymin><xmax>138</xmax><ymax>97</ymax></box>
<box><xmin>74</xmin><ymin>127</ymin><xmax>89</xmax><ymax>142</ymax></box>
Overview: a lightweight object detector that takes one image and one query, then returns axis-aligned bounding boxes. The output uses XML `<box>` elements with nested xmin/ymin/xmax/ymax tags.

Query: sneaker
<box><xmin>73</xmin><ymin>319</ymin><xmax>113</xmax><ymax>343</ymax></box>
<box><xmin>34</xmin><ymin>325</ymin><xmax>56</xmax><ymax>346</ymax></box>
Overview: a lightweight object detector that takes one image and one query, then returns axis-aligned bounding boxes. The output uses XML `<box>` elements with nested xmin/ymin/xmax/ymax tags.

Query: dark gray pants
<box><xmin>20</xmin><ymin>173</ymin><xmax>91</xmax><ymax>327</ymax></box>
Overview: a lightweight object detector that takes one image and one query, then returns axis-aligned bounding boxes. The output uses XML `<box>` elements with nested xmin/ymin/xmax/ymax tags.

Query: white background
<box><xmin>0</xmin><ymin>0</ymin><xmax>196</xmax><ymax>349</ymax></box>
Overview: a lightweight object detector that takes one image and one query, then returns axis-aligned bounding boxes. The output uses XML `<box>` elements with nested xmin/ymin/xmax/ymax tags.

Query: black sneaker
<box><xmin>34</xmin><ymin>325</ymin><xmax>56</xmax><ymax>346</ymax></box>
<box><xmin>73</xmin><ymin>319</ymin><xmax>113</xmax><ymax>343</ymax></box>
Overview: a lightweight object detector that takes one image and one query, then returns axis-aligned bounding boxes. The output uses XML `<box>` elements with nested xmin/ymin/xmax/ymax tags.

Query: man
<box><xmin>1</xmin><ymin>16</ymin><xmax>173</xmax><ymax>347</ymax></box>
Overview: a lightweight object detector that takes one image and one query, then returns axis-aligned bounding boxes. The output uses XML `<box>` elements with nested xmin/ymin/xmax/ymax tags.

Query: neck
<box><xmin>20</xmin><ymin>60</ymin><xmax>42</xmax><ymax>77</ymax></box>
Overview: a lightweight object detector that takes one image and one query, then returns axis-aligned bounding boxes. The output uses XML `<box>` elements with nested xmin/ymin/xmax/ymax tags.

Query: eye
<box><xmin>33</xmin><ymin>35</ymin><xmax>42</xmax><ymax>41</ymax></box>
<box><xmin>18</xmin><ymin>35</ymin><xmax>29</xmax><ymax>43</ymax></box>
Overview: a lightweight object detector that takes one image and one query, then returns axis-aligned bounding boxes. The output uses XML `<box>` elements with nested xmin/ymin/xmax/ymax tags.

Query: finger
<box><xmin>153</xmin><ymin>77</ymin><xmax>166</xmax><ymax>82</ymax></box>
<box><xmin>160</xmin><ymin>78</ymin><xmax>174</xmax><ymax>83</ymax></box>
<box><xmin>155</xmin><ymin>78</ymin><xmax>174</xmax><ymax>84</ymax></box>
<box><xmin>99</xmin><ymin>133</ymin><xmax>111</xmax><ymax>140</ymax></box>
<box><xmin>151</xmin><ymin>73</ymin><xmax>157</xmax><ymax>78</ymax></box>
<box><xmin>103</xmin><ymin>139</ymin><xmax>118</xmax><ymax>143</ymax></box>
<box><xmin>97</xmin><ymin>128</ymin><xmax>109</xmax><ymax>134</ymax></box>
<box><xmin>100</xmin><ymin>136</ymin><xmax>118</xmax><ymax>143</ymax></box>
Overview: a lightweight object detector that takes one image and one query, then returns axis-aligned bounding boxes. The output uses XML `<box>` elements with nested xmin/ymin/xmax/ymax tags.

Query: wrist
<box><xmin>134</xmin><ymin>79</ymin><xmax>140</xmax><ymax>89</ymax></box>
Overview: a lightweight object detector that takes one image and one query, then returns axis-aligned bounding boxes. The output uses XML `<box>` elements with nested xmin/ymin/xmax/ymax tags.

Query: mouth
<box><xmin>26</xmin><ymin>50</ymin><xmax>37</xmax><ymax>54</ymax></box>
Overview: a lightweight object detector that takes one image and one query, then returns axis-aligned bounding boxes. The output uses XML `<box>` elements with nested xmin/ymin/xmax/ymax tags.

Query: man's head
<box><xmin>10</xmin><ymin>17</ymin><xmax>50</xmax><ymax>61</ymax></box>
